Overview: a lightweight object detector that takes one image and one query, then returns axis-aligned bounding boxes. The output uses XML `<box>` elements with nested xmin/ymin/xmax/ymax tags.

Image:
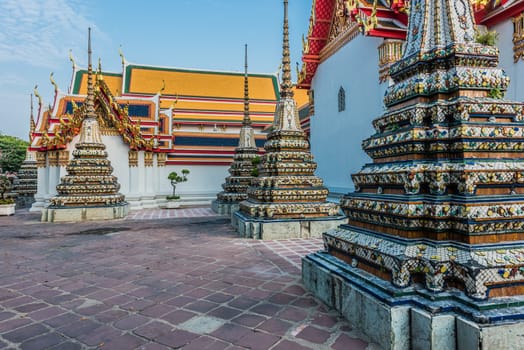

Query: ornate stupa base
<box><xmin>41</xmin><ymin>203</ymin><xmax>129</xmax><ymax>223</ymax></box>
<box><xmin>233</xmin><ymin>208</ymin><xmax>346</xmax><ymax>240</ymax></box>
<box><xmin>211</xmin><ymin>200</ymin><xmax>240</xmax><ymax>216</ymax></box>
<box><xmin>303</xmin><ymin>250</ymin><xmax>524</xmax><ymax>350</ymax></box>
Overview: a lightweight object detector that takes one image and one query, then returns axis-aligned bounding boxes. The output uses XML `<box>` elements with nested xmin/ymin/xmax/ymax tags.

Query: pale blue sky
<box><xmin>0</xmin><ymin>0</ymin><xmax>311</xmax><ymax>140</ymax></box>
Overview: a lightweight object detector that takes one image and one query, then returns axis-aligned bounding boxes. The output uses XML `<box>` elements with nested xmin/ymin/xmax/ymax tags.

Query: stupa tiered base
<box><xmin>233</xmin><ymin>204</ymin><xmax>345</xmax><ymax>240</ymax></box>
<box><xmin>41</xmin><ymin>202</ymin><xmax>129</xmax><ymax>223</ymax></box>
<box><xmin>303</xmin><ymin>247</ymin><xmax>524</xmax><ymax>350</ymax></box>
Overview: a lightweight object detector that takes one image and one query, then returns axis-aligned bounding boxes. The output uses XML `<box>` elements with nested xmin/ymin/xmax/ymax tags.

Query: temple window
<box><xmin>338</xmin><ymin>87</ymin><xmax>346</xmax><ymax>112</ymax></box>
<box><xmin>308</xmin><ymin>89</ymin><xmax>315</xmax><ymax>116</ymax></box>
<box><xmin>513</xmin><ymin>12</ymin><xmax>524</xmax><ymax>62</ymax></box>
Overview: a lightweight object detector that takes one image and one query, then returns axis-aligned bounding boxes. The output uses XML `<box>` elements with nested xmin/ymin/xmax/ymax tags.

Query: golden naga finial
<box><xmin>302</xmin><ymin>34</ymin><xmax>309</xmax><ymax>55</ymax></box>
<box><xmin>50</xmin><ymin>72</ymin><xmax>58</xmax><ymax>93</ymax></box>
<box><xmin>158</xmin><ymin>80</ymin><xmax>166</xmax><ymax>96</ymax></box>
<box><xmin>29</xmin><ymin>93</ymin><xmax>35</xmax><ymax>143</ymax></box>
<box><xmin>118</xmin><ymin>45</ymin><xmax>125</xmax><ymax>66</ymax></box>
<box><xmin>33</xmin><ymin>85</ymin><xmax>43</xmax><ymax>108</ymax></box>
<box><xmin>69</xmin><ymin>49</ymin><xmax>77</xmax><ymax>71</ymax></box>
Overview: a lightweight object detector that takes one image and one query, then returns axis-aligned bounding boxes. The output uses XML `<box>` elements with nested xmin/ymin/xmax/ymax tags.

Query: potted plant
<box><xmin>0</xmin><ymin>175</ymin><xmax>15</xmax><ymax>215</ymax></box>
<box><xmin>165</xmin><ymin>169</ymin><xmax>190</xmax><ymax>208</ymax></box>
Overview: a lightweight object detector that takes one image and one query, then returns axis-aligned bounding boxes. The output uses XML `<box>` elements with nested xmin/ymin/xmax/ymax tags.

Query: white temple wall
<box><xmin>102</xmin><ymin>135</ymin><xmax>131</xmax><ymax>195</ymax></box>
<box><xmin>158</xmin><ymin>165</ymin><xmax>228</xmax><ymax>198</ymax></box>
<box><xmin>310</xmin><ymin>35</ymin><xmax>386</xmax><ymax>196</ymax></box>
<box><xmin>491</xmin><ymin>19</ymin><xmax>524</xmax><ymax>102</ymax></box>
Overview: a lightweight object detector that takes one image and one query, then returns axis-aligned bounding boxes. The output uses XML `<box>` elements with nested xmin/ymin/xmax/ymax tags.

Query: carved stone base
<box><xmin>233</xmin><ymin>211</ymin><xmax>346</xmax><ymax>240</ymax></box>
<box><xmin>211</xmin><ymin>200</ymin><xmax>239</xmax><ymax>216</ymax></box>
<box><xmin>323</xmin><ymin>226</ymin><xmax>524</xmax><ymax>300</ymax></box>
<box><xmin>41</xmin><ymin>203</ymin><xmax>129</xmax><ymax>222</ymax></box>
<box><xmin>303</xmin><ymin>252</ymin><xmax>524</xmax><ymax>350</ymax></box>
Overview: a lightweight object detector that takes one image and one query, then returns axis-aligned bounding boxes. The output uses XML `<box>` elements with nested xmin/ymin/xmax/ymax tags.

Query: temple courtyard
<box><xmin>0</xmin><ymin>208</ymin><xmax>377</xmax><ymax>350</ymax></box>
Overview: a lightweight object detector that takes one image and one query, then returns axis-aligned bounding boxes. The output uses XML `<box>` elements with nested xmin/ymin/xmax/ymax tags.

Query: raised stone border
<box><xmin>302</xmin><ymin>251</ymin><xmax>524</xmax><ymax>350</ymax></box>
<box><xmin>233</xmin><ymin>211</ymin><xmax>347</xmax><ymax>240</ymax></box>
<box><xmin>41</xmin><ymin>203</ymin><xmax>129</xmax><ymax>223</ymax></box>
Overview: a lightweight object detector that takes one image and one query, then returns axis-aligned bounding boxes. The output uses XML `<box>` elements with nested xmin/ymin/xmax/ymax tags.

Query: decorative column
<box><xmin>127</xmin><ymin>149</ymin><xmax>140</xmax><ymax>209</ymax></box>
<box><xmin>30</xmin><ymin>151</ymin><xmax>48</xmax><ymax>212</ymax></box>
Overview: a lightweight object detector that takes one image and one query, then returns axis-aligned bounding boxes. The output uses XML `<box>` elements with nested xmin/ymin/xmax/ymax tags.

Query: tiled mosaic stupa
<box><xmin>233</xmin><ymin>0</ymin><xmax>344</xmax><ymax>240</ymax></box>
<box><xmin>13</xmin><ymin>94</ymin><xmax>38</xmax><ymax>208</ymax></box>
<box><xmin>42</xmin><ymin>29</ymin><xmax>128</xmax><ymax>223</ymax></box>
<box><xmin>303</xmin><ymin>0</ymin><xmax>524</xmax><ymax>348</ymax></box>
<box><xmin>212</xmin><ymin>45</ymin><xmax>259</xmax><ymax>216</ymax></box>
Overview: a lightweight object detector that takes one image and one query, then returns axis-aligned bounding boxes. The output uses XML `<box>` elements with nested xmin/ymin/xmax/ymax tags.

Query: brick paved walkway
<box><xmin>0</xmin><ymin>208</ymin><xmax>377</xmax><ymax>349</ymax></box>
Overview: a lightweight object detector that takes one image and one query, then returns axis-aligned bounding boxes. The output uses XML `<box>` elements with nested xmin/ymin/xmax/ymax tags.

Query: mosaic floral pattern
<box><xmin>326</xmin><ymin>0</ymin><xmax>524</xmax><ymax>300</ymax></box>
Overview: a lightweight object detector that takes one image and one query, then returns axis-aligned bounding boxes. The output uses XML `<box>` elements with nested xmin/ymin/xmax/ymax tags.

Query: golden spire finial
<box><xmin>50</xmin><ymin>72</ymin><xmax>58</xmax><ymax>93</ymax></box>
<box><xmin>29</xmin><ymin>93</ymin><xmax>35</xmax><ymax>143</ymax></box>
<box><xmin>69</xmin><ymin>49</ymin><xmax>77</xmax><ymax>71</ymax></box>
<box><xmin>85</xmin><ymin>27</ymin><xmax>96</xmax><ymax>119</ymax></box>
<box><xmin>243</xmin><ymin>44</ymin><xmax>252</xmax><ymax>127</ymax></box>
<box><xmin>280</xmin><ymin>0</ymin><xmax>294</xmax><ymax>98</ymax></box>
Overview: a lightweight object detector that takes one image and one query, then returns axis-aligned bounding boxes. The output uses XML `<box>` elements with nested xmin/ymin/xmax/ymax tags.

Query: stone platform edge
<box><xmin>233</xmin><ymin>211</ymin><xmax>347</xmax><ymax>240</ymax></box>
<box><xmin>41</xmin><ymin>203</ymin><xmax>129</xmax><ymax>223</ymax></box>
<box><xmin>302</xmin><ymin>251</ymin><xmax>524</xmax><ymax>350</ymax></box>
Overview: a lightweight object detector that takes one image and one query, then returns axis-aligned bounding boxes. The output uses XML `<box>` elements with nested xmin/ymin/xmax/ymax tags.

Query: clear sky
<box><xmin>0</xmin><ymin>0</ymin><xmax>311</xmax><ymax>141</ymax></box>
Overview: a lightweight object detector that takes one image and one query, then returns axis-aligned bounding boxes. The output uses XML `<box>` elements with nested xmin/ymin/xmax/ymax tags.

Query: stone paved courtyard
<box><xmin>0</xmin><ymin>208</ymin><xmax>377</xmax><ymax>349</ymax></box>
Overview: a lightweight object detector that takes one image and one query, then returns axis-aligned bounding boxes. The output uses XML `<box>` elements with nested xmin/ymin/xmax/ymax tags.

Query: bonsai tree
<box><xmin>167</xmin><ymin>169</ymin><xmax>190</xmax><ymax>200</ymax></box>
<box><xmin>0</xmin><ymin>175</ymin><xmax>14</xmax><ymax>205</ymax></box>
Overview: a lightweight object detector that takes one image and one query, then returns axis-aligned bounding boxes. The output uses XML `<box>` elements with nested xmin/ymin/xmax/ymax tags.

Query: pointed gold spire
<box><xmin>86</xmin><ymin>27</ymin><xmax>96</xmax><ymax>119</ymax></box>
<box><xmin>280</xmin><ymin>0</ymin><xmax>293</xmax><ymax>98</ymax></box>
<box><xmin>243</xmin><ymin>44</ymin><xmax>251</xmax><ymax>127</ymax></box>
<box><xmin>29</xmin><ymin>93</ymin><xmax>35</xmax><ymax>143</ymax></box>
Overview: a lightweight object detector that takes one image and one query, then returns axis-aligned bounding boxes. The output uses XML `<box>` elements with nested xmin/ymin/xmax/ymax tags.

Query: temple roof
<box><xmin>72</xmin><ymin>65</ymin><xmax>279</xmax><ymax>102</ymax></box>
<box><xmin>298</xmin><ymin>0</ymin><xmax>524</xmax><ymax>89</ymax></box>
<box><xmin>31</xmin><ymin>59</ymin><xmax>305</xmax><ymax>166</ymax></box>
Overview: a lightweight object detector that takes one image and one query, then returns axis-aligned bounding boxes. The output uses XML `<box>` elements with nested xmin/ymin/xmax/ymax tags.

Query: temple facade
<box><xmin>299</xmin><ymin>0</ymin><xmax>524</xmax><ymax>198</ymax></box>
<box><xmin>29</xmin><ymin>50</ymin><xmax>306</xmax><ymax>211</ymax></box>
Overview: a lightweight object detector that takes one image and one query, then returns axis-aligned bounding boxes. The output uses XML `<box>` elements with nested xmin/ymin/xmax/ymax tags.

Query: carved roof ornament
<box><xmin>69</xmin><ymin>49</ymin><xmax>77</xmax><ymax>71</ymax></box>
<box><xmin>50</xmin><ymin>72</ymin><xmax>59</xmax><ymax>94</ymax></box>
<box><xmin>118</xmin><ymin>45</ymin><xmax>126</xmax><ymax>67</ymax></box>
<box><xmin>29</xmin><ymin>93</ymin><xmax>35</xmax><ymax>143</ymax></box>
